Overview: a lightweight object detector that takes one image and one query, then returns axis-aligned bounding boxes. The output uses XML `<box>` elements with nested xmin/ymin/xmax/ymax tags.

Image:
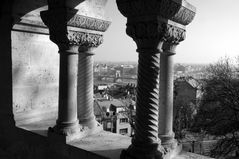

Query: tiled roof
<box><xmin>95</xmin><ymin>99</ymin><xmax>124</xmax><ymax>109</ymax></box>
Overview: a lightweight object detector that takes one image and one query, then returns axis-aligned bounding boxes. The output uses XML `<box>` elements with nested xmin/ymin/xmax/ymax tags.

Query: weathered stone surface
<box><xmin>116</xmin><ymin>0</ymin><xmax>196</xmax><ymax>26</ymax></box>
<box><xmin>12</xmin><ymin>31</ymin><xmax>59</xmax><ymax>123</ymax></box>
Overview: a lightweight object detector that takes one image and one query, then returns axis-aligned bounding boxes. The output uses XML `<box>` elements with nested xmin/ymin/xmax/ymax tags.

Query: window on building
<box><xmin>120</xmin><ymin>118</ymin><xmax>128</xmax><ymax>123</ymax></box>
<box><xmin>106</xmin><ymin>122</ymin><xmax>112</xmax><ymax>129</ymax></box>
<box><xmin>119</xmin><ymin>128</ymin><xmax>128</xmax><ymax>135</ymax></box>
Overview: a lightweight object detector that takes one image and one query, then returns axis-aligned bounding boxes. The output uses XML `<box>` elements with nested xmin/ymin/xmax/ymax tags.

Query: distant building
<box><xmin>115</xmin><ymin>78</ymin><xmax>137</xmax><ymax>85</ymax></box>
<box><xmin>116</xmin><ymin>70</ymin><xmax>121</xmax><ymax>78</ymax></box>
<box><xmin>94</xmin><ymin>98</ymin><xmax>135</xmax><ymax>136</ymax></box>
<box><xmin>174</xmin><ymin>77</ymin><xmax>202</xmax><ymax>106</ymax></box>
<box><xmin>175</xmin><ymin>64</ymin><xmax>186</xmax><ymax>74</ymax></box>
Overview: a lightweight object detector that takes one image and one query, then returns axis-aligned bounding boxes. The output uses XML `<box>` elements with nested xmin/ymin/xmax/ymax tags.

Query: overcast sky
<box><xmin>95</xmin><ymin>0</ymin><xmax>239</xmax><ymax>64</ymax></box>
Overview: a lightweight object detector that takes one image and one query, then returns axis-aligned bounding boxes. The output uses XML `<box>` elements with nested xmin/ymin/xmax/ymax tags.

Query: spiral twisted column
<box><xmin>77</xmin><ymin>50</ymin><xmax>97</xmax><ymax>129</ymax></box>
<box><xmin>118</xmin><ymin>17</ymin><xmax>165</xmax><ymax>159</ymax></box>
<box><xmin>121</xmin><ymin>48</ymin><xmax>163</xmax><ymax>159</ymax></box>
<box><xmin>121</xmin><ymin>50</ymin><xmax>163</xmax><ymax>159</ymax></box>
<box><xmin>135</xmin><ymin>52</ymin><xmax>160</xmax><ymax>144</ymax></box>
<box><xmin>117</xmin><ymin>0</ymin><xmax>196</xmax><ymax>158</ymax></box>
<box><xmin>69</xmin><ymin>31</ymin><xmax>104</xmax><ymax>132</ymax></box>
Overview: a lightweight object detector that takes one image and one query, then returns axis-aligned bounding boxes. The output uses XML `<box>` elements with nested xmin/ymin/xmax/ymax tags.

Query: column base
<box><xmin>159</xmin><ymin>134</ymin><xmax>182</xmax><ymax>159</ymax></box>
<box><xmin>48</xmin><ymin>120</ymin><xmax>85</xmax><ymax>142</ymax></box>
<box><xmin>120</xmin><ymin>142</ymin><xmax>164</xmax><ymax>159</ymax></box>
<box><xmin>79</xmin><ymin>117</ymin><xmax>103</xmax><ymax>135</ymax></box>
<box><xmin>80</xmin><ymin>120</ymin><xmax>103</xmax><ymax>135</ymax></box>
<box><xmin>162</xmin><ymin>142</ymin><xmax>182</xmax><ymax>159</ymax></box>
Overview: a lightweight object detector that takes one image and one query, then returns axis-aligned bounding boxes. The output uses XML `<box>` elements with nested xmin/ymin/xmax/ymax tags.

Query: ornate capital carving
<box><xmin>162</xmin><ymin>23</ymin><xmax>186</xmax><ymax>45</ymax></box>
<box><xmin>125</xmin><ymin>19</ymin><xmax>185</xmax><ymax>53</ymax></box>
<box><xmin>117</xmin><ymin>0</ymin><xmax>192</xmax><ymax>53</ymax></box>
<box><xmin>126</xmin><ymin>19</ymin><xmax>164</xmax><ymax>53</ymax></box>
<box><xmin>40</xmin><ymin>8</ymin><xmax>108</xmax><ymax>51</ymax></box>
<box><xmin>162</xmin><ymin>23</ymin><xmax>186</xmax><ymax>55</ymax></box>
<box><xmin>68</xmin><ymin>31</ymin><xmax>103</xmax><ymax>48</ymax></box>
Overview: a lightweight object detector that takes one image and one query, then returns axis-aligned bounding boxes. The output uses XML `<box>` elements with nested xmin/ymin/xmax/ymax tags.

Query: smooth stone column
<box><xmin>40</xmin><ymin>6</ymin><xmax>81</xmax><ymax>139</ymax></box>
<box><xmin>54</xmin><ymin>47</ymin><xmax>79</xmax><ymax>135</ymax></box>
<box><xmin>159</xmin><ymin>43</ymin><xmax>178</xmax><ymax>150</ymax></box>
<box><xmin>77</xmin><ymin>48</ymin><xmax>98</xmax><ymax>130</ymax></box>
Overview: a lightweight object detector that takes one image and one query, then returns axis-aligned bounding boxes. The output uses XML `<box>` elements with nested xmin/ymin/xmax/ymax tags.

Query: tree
<box><xmin>173</xmin><ymin>96</ymin><xmax>197</xmax><ymax>139</ymax></box>
<box><xmin>193</xmin><ymin>57</ymin><xmax>239</xmax><ymax>158</ymax></box>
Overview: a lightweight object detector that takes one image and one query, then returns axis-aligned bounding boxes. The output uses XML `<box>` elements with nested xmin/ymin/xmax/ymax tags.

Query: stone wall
<box><xmin>12</xmin><ymin>31</ymin><xmax>59</xmax><ymax>124</ymax></box>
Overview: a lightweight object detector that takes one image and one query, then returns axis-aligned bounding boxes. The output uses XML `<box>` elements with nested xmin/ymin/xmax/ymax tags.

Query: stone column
<box><xmin>77</xmin><ymin>49</ymin><xmax>97</xmax><ymax>129</ymax></box>
<box><xmin>65</xmin><ymin>30</ymin><xmax>107</xmax><ymax>133</ymax></box>
<box><xmin>158</xmin><ymin>42</ymin><xmax>178</xmax><ymax>150</ymax></box>
<box><xmin>158</xmin><ymin>22</ymin><xmax>189</xmax><ymax>158</ymax></box>
<box><xmin>65</xmin><ymin>16</ymin><xmax>110</xmax><ymax>133</ymax></box>
<box><xmin>157</xmin><ymin>1</ymin><xmax>196</xmax><ymax>157</ymax></box>
<box><xmin>117</xmin><ymin>2</ymin><xmax>166</xmax><ymax>158</ymax></box>
<box><xmin>120</xmin><ymin>30</ymin><xmax>164</xmax><ymax>159</ymax></box>
<box><xmin>117</xmin><ymin>0</ymin><xmax>196</xmax><ymax>158</ymax></box>
<box><xmin>41</xmin><ymin>1</ymin><xmax>110</xmax><ymax>138</ymax></box>
<box><xmin>56</xmin><ymin>47</ymin><xmax>79</xmax><ymax>135</ymax></box>
<box><xmin>40</xmin><ymin>4</ymin><xmax>81</xmax><ymax>139</ymax></box>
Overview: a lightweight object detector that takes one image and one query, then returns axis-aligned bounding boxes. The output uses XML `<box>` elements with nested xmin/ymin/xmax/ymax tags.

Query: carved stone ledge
<box><xmin>171</xmin><ymin>5</ymin><xmax>196</xmax><ymax>25</ymax></box>
<box><xmin>16</xmin><ymin>13</ymin><xmax>111</xmax><ymax>34</ymax></box>
<box><xmin>41</xmin><ymin>9</ymin><xmax>106</xmax><ymax>50</ymax></box>
<box><xmin>160</xmin><ymin>0</ymin><xmax>196</xmax><ymax>26</ymax></box>
<box><xmin>68</xmin><ymin>14</ymin><xmax>111</xmax><ymax>32</ymax></box>
<box><xmin>116</xmin><ymin>0</ymin><xmax>196</xmax><ymax>26</ymax></box>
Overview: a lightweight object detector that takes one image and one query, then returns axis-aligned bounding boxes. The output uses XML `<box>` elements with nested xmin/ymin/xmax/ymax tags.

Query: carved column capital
<box><xmin>126</xmin><ymin>19</ymin><xmax>186</xmax><ymax>54</ymax></box>
<box><xmin>68</xmin><ymin>31</ymin><xmax>103</xmax><ymax>50</ymax></box>
<box><xmin>162</xmin><ymin>23</ymin><xmax>186</xmax><ymax>55</ymax></box>
<box><xmin>117</xmin><ymin>0</ymin><xmax>195</xmax><ymax>53</ymax></box>
<box><xmin>40</xmin><ymin>4</ymin><xmax>111</xmax><ymax>52</ymax></box>
<box><xmin>126</xmin><ymin>19</ymin><xmax>165</xmax><ymax>53</ymax></box>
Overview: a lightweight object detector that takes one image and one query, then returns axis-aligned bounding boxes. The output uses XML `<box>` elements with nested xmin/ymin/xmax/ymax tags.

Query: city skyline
<box><xmin>95</xmin><ymin>0</ymin><xmax>239</xmax><ymax>64</ymax></box>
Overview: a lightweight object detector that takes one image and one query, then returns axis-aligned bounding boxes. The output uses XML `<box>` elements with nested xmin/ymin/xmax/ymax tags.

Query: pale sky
<box><xmin>95</xmin><ymin>0</ymin><xmax>239</xmax><ymax>64</ymax></box>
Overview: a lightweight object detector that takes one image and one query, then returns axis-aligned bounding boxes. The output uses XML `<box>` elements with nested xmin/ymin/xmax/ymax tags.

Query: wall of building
<box><xmin>12</xmin><ymin>31</ymin><xmax>59</xmax><ymax>124</ymax></box>
<box><xmin>175</xmin><ymin>81</ymin><xmax>197</xmax><ymax>104</ymax></box>
<box><xmin>116</xmin><ymin>114</ymin><xmax>131</xmax><ymax>136</ymax></box>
